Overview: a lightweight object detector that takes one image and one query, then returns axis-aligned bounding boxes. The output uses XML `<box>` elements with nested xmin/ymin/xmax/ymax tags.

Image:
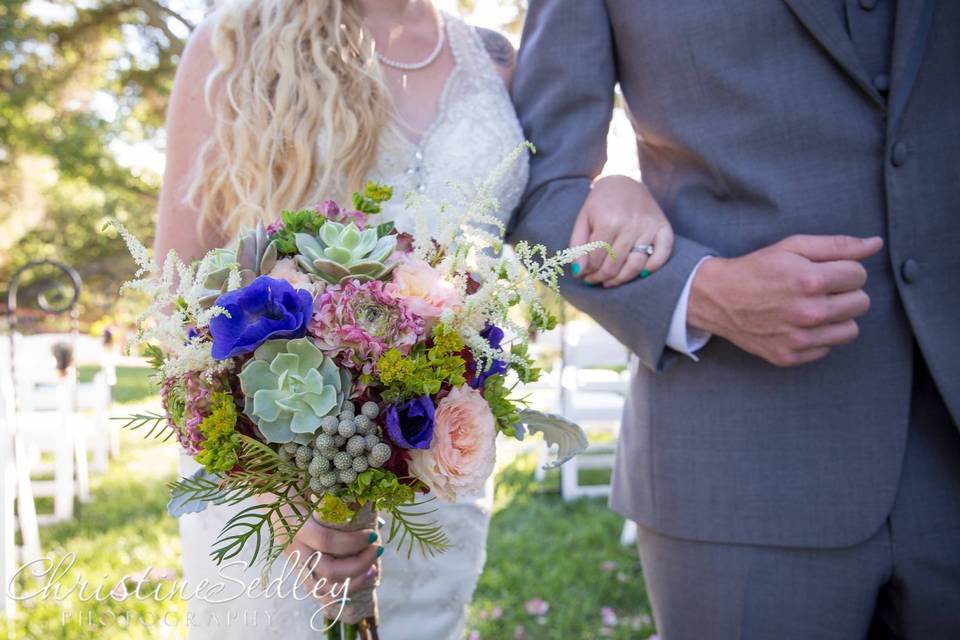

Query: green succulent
<box><xmin>238</xmin><ymin>338</ymin><xmax>351</xmax><ymax>444</ymax></box>
<box><xmin>199</xmin><ymin>223</ymin><xmax>279</xmax><ymax>307</ymax></box>
<box><xmin>294</xmin><ymin>222</ymin><xmax>397</xmax><ymax>284</ymax></box>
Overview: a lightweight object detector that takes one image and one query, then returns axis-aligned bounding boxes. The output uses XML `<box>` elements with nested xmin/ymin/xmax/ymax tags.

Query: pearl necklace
<box><xmin>375</xmin><ymin>14</ymin><xmax>445</xmax><ymax>71</ymax></box>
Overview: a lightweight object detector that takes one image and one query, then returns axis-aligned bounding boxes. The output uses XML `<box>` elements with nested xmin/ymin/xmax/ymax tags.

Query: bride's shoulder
<box><xmin>177</xmin><ymin>12</ymin><xmax>220</xmax><ymax>84</ymax></box>
<box><xmin>467</xmin><ymin>23</ymin><xmax>517</xmax><ymax>88</ymax></box>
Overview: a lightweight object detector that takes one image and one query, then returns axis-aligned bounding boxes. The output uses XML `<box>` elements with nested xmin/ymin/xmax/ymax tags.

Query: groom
<box><xmin>509</xmin><ymin>2</ymin><xmax>959</xmax><ymax>638</ymax></box>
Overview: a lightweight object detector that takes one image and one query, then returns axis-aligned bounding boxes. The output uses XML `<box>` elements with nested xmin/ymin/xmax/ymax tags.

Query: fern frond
<box><xmin>386</xmin><ymin>499</ymin><xmax>451</xmax><ymax>559</ymax></box>
<box><xmin>210</xmin><ymin>489</ymin><xmax>310</xmax><ymax>567</ymax></box>
<box><xmin>113</xmin><ymin>411</ymin><xmax>175</xmax><ymax>441</ymax></box>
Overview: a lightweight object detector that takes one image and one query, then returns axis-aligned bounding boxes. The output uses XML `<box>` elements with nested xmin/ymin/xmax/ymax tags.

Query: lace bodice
<box><xmin>369</xmin><ymin>13</ymin><xmax>529</xmax><ymax>236</ymax></box>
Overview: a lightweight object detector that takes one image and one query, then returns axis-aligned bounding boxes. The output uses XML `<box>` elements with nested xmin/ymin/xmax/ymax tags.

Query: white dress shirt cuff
<box><xmin>665</xmin><ymin>257</ymin><xmax>713</xmax><ymax>361</ymax></box>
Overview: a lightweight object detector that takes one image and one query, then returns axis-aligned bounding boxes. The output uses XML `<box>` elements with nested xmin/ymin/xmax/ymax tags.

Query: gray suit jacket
<box><xmin>509</xmin><ymin>0</ymin><xmax>959</xmax><ymax>548</ymax></box>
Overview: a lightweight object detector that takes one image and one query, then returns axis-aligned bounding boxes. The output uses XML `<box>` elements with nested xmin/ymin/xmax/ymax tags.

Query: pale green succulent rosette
<box><xmin>294</xmin><ymin>221</ymin><xmax>397</xmax><ymax>284</ymax></box>
<box><xmin>238</xmin><ymin>337</ymin><xmax>351</xmax><ymax>444</ymax></box>
<box><xmin>199</xmin><ymin>223</ymin><xmax>279</xmax><ymax>307</ymax></box>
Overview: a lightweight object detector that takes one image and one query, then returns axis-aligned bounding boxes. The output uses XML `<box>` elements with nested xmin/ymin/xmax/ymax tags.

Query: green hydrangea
<box><xmin>350</xmin><ymin>468</ymin><xmax>417</xmax><ymax>511</ymax></box>
<box><xmin>373</xmin><ymin>324</ymin><xmax>467</xmax><ymax>401</ymax></box>
<box><xmin>238</xmin><ymin>337</ymin><xmax>351</xmax><ymax>444</ymax></box>
<box><xmin>195</xmin><ymin>392</ymin><xmax>241</xmax><ymax>474</ymax></box>
<box><xmin>314</xmin><ymin>492</ymin><xmax>356</xmax><ymax>525</ymax></box>
<box><xmin>482</xmin><ymin>374</ymin><xmax>522</xmax><ymax>438</ymax></box>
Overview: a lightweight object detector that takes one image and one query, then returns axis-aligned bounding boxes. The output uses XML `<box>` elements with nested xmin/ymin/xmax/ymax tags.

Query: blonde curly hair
<box><xmin>188</xmin><ymin>0</ymin><xmax>391</xmax><ymax>241</ymax></box>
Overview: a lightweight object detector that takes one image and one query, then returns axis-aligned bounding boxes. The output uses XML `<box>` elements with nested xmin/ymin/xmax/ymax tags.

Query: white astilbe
<box><xmin>107</xmin><ymin>219</ymin><xmax>236</xmax><ymax>378</ymax></box>
<box><xmin>400</xmin><ymin>143</ymin><xmax>608</xmax><ymax>368</ymax></box>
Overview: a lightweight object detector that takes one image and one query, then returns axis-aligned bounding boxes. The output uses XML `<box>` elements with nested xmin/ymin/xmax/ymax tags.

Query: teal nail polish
<box><xmin>571</xmin><ymin>263</ymin><xmax>581</xmax><ymax>277</ymax></box>
<box><xmin>368</xmin><ymin>532</ymin><xmax>378</xmax><ymax>544</ymax></box>
<box><xmin>640</xmin><ymin>270</ymin><xmax>651</xmax><ymax>279</ymax></box>
<box><xmin>585</xmin><ymin>281</ymin><xmax>596</xmax><ymax>287</ymax></box>
<box><xmin>376</xmin><ymin>546</ymin><xmax>385</xmax><ymax>558</ymax></box>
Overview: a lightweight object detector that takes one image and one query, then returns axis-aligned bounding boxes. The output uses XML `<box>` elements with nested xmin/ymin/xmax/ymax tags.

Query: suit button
<box><xmin>860</xmin><ymin>0</ymin><xmax>878</xmax><ymax>9</ymax></box>
<box><xmin>873</xmin><ymin>73</ymin><xmax>890</xmax><ymax>93</ymax></box>
<box><xmin>901</xmin><ymin>259</ymin><xmax>919</xmax><ymax>283</ymax></box>
<box><xmin>891</xmin><ymin>142</ymin><xmax>908</xmax><ymax>167</ymax></box>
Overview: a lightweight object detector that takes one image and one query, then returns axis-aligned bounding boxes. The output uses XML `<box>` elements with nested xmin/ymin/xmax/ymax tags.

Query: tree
<box><xmin>0</xmin><ymin>0</ymin><xmax>210</xmax><ymax>322</ymax></box>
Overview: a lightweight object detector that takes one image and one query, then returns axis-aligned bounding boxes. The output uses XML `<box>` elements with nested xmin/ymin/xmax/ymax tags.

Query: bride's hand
<box><xmin>260</xmin><ymin>493</ymin><xmax>381</xmax><ymax>602</ymax></box>
<box><xmin>570</xmin><ymin>175</ymin><xmax>675</xmax><ymax>287</ymax></box>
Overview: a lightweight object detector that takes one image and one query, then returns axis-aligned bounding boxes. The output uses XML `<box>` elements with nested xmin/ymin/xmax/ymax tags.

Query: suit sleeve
<box><xmin>507</xmin><ymin>0</ymin><xmax>715</xmax><ymax>372</ymax></box>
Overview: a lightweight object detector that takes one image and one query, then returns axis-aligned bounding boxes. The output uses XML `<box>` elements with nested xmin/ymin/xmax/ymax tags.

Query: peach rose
<box><xmin>386</xmin><ymin>257</ymin><xmax>461</xmax><ymax>324</ymax></box>
<box><xmin>408</xmin><ymin>385</ymin><xmax>497</xmax><ymax>501</ymax></box>
<box><xmin>268</xmin><ymin>258</ymin><xmax>319</xmax><ymax>294</ymax></box>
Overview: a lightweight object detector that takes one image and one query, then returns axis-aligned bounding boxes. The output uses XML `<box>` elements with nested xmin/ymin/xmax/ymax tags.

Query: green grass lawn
<box><xmin>77</xmin><ymin>366</ymin><xmax>158</xmax><ymax>405</ymax></box>
<box><xmin>3</xmin><ymin>368</ymin><xmax>655</xmax><ymax>640</ymax></box>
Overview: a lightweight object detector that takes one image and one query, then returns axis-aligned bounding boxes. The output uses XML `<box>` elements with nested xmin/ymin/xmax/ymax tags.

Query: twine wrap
<box><xmin>317</xmin><ymin>502</ymin><xmax>380</xmax><ymax>627</ymax></box>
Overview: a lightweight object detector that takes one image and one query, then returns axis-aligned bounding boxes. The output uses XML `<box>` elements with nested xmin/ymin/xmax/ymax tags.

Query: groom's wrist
<box><xmin>687</xmin><ymin>257</ymin><xmax>730</xmax><ymax>337</ymax></box>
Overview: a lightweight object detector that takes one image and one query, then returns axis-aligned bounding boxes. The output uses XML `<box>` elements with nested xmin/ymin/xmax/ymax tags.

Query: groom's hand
<box><xmin>688</xmin><ymin>235</ymin><xmax>884</xmax><ymax>367</ymax></box>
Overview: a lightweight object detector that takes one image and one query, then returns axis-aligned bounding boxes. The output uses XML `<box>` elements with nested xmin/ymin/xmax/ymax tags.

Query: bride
<box><xmin>155</xmin><ymin>1</ymin><xmax>673</xmax><ymax>638</ymax></box>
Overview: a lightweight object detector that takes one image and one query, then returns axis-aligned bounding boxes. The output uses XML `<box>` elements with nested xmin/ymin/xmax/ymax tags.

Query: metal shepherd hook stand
<box><xmin>6</xmin><ymin>260</ymin><xmax>83</xmax><ymax>411</ymax></box>
<box><xmin>2</xmin><ymin>260</ymin><xmax>82</xmax><ymax>621</ymax></box>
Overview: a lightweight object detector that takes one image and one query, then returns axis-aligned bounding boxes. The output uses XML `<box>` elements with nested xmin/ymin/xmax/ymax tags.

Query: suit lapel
<box><xmin>888</xmin><ymin>0</ymin><xmax>935</xmax><ymax>128</ymax></box>
<box><xmin>782</xmin><ymin>0</ymin><xmax>884</xmax><ymax>108</ymax></box>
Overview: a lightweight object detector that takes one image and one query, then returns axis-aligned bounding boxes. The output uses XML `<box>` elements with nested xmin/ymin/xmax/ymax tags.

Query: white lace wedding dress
<box><xmin>178</xmin><ymin>14</ymin><xmax>528</xmax><ymax>640</ymax></box>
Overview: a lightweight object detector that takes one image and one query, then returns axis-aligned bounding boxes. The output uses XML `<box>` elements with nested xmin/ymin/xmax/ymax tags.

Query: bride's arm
<box><xmin>508</xmin><ymin>0</ymin><xmax>715</xmax><ymax>372</ymax></box>
<box><xmin>157</xmin><ymin>17</ymin><xmax>379</xmax><ymax>596</ymax></box>
<box><xmin>155</xmin><ymin>16</ymin><xmax>218</xmax><ymax>263</ymax></box>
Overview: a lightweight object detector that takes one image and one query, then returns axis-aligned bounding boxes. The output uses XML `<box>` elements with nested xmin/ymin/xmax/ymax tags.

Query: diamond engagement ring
<box><xmin>632</xmin><ymin>243</ymin><xmax>655</xmax><ymax>256</ymax></box>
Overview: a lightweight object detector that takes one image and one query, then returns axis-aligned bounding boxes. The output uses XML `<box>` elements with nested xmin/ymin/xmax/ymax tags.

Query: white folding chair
<box><xmin>17</xmin><ymin>369</ymin><xmax>80</xmax><ymax>522</ymax></box>
<box><xmin>0</xmin><ymin>364</ymin><xmax>42</xmax><ymax>616</ymax></box>
<box><xmin>1</xmin><ymin>370</ymin><xmax>18</xmax><ymax>621</ymax></box>
<box><xmin>18</xmin><ymin>407</ymin><xmax>75</xmax><ymax>524</ymax></box>
<box><xmin>78</xmin><ymin>371</ymin><xmax>112</xmax><ymax>475</ymax></box>
<box><xmin>553</xmin><ymin>320</ymin><xmax>630</xmax><ymax>501</ymax></box>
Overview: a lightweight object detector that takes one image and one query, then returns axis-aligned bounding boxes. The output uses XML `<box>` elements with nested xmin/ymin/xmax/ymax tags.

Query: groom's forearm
<box><xmin>508</xmin><ymin>177</ymin><xmax>715</xmax><ymax>372</ymax></box>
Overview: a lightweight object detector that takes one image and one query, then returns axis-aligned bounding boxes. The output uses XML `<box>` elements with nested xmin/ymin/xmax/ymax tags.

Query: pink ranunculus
<box><xmin>386</xmin><ymin>257</ymin><xmax>462</xmax><ymax>326</ymax></box>
<box><xmin>309</xmin><ymin>279</ymin><xmax>424</xmax><ymax>375</ymax></box>
<box><xmin>268</xmin><ymin>258</ymin><xmax>319</xmax><ymax>294</ymax></box>
<box><xmin>407</xmin><ymin>385</ymin><xmax>496</xmax><ymax>501</ymax></box>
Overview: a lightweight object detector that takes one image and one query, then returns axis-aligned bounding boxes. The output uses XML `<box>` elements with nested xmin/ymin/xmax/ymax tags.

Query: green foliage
<box><xmin>142</xmin><ymin>343</ymin><xmax>166</xmax><ymax>371</ymax></box>
<box><xmin>115</xmin><ymin>410</ymin><xmax>175</xmax><ymax>441</ymax></box>
<box><xmin>374</xmin><ymin>324</ymin><xmax>467</xmax><ymax>401</ymax></box>
<box><xmin>351</xmin><ymin>181</ymin><xmax>393</xmax><ymax>214</ymax></box>
<box><xmin>530</xmin><ymin>304</ymin><xmax>559</xmax><ymax>332</ymax></box>
<box><xmin>350</xmin><ymin>468</ymin><xmax>417</xmax><ymax>512</ymax></box>
<box><xmin>194</xmin><ymin>392</ymin><xmax>241</xmax><ymax>474</ymax></box>
<box><xmin>314</xmin><ymin>493</ymin><xmax>355</xmax><ymax>525</ymax></box>
<box><xmin>509</xmin><ymin>341</ymin><xmax>543</xmax><ymax>385</ymax></box>
<box><xmin>270</xmin><ymin>208</ymin><xmax>325</xmax><ymax>255</ymax></box>
<box><xmin>385</xmin><ymin>500</ymin><xmax>451</xmax><ymax>559</ymax></box>
<box><xmin>208</xmin><ymin>435</ymin><xmax>311</xmax><ymax>568</ymax></box>
<box><xmin>482</xmin><ymin>374</ymin><xmax>524</xmax><ymax>438</ymax></box>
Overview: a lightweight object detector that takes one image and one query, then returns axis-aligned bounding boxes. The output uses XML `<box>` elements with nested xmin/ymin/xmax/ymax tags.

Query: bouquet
<box><xmin>112</xmin><ymin>148</ymin><xmax>601</xmax><ymax>638</ymax></box>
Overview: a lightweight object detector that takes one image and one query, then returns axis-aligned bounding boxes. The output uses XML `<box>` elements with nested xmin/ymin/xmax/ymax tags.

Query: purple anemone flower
<box><xmin>385</xmin><ymin>395</ymin><xmax>436</xmax><ymax>449</ymax></box>
<box><xmin>209</xmin><ymin>276</ymin><xmax>312</xmax><ymax>360</ymax></box>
